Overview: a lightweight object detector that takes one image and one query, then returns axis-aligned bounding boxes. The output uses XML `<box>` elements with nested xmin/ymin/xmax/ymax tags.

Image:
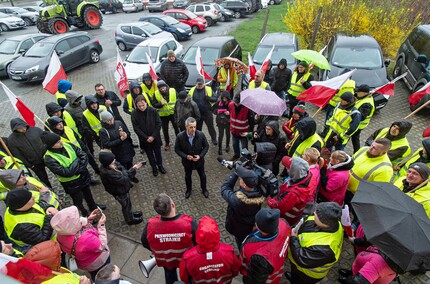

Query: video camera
<box><xmin>217</xmin><ymin>147</ymin><xmax>279</xmax><ymax>198</ymax></box>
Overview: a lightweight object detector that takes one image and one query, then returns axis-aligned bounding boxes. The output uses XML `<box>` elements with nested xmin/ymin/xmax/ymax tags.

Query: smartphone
<box><xmin>140</xmin><ymin>161</ymin><xmax>147</xmax><ymax>166</ymax></box>
<box><xmin>97</xmin><ymin>206</ymin><xmax>103</xmax><ymax>214</ymax></box>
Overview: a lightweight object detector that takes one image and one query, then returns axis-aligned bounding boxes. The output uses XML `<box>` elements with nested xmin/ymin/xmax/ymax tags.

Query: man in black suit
<box><xmin>174</xmin><ymin>117</ymin><xmax>209</xmax><ymax>199</ymax></box>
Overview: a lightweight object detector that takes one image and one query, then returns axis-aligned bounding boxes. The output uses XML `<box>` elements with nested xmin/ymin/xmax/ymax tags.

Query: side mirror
<box><xmin>56</xmin><ymin>50</ymin><xmax>64</xmax><ymax>55</ymax></box>
<box><xmin>416</xmin><ymin>54</ymin><xmax>428</xmax><ymax>64</ymax></box>
<box><xmin>384</xmin><ymin>59</ymin><xmax>390</xmax><ymax>67</ymax></box>
<box><xmin>19</xmin><ymin>49</ymin><xmax>27</xmax><ymax>54</ymax></box>
<box><xmin>141</xmin><ymin>33</ymin><xmax>147</xmax><ymax>37</ymax></box>
<box><xmin>160</xmin><ymin>56</ymin><xmax>166</xmax><ymax>62</ymax></box>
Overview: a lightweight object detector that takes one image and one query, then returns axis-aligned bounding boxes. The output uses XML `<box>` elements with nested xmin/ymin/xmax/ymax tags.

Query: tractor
<box><xmin>36</xmin><ymin>0</ymin><xmax>103</xmax><ymax>34</ymax></box>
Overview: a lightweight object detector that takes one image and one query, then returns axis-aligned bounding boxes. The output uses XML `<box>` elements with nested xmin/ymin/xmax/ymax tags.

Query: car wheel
<box><xmin>191</xmin><ymin>25</ymin><xmax>199</xmax><ymax>34</ymax></box>
<box><xmin>23</xmin><ymin>17</ymin><xmax>33</xmax><ymax>26</ymax></box>
<box><xmin>90</xmin><ymin>49</ymin><xmax>100</xmax><ymax>63</ymax></box>
<box><xmin>0</xmin><ymin>23</ymin><xmax>9</xmax><ymax>31</ymax></box>
<box><xmin>393</xmin><ymin>58</ymin><xmax>403</xmax><ymax>78</ymax></box>
<box><xmin>205</xmin><ymin>16</ymin><xmax>213</xmax><ymax>26</ymax></box>
<box><xmin>117</xmin><ymin>41</ymin><xmax>127</xmax><ymax>51</ymax></box>
<box><xmin>233</xmin><ymin>11</ymin><xmax>241</xmax><ymax>19</ymax></box>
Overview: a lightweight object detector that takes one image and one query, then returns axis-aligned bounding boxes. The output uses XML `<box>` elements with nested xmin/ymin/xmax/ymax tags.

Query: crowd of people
<box><xmin>0</xmin><ymin>49</ymin><xmax>429</xmax><ymax>284</ymax></box>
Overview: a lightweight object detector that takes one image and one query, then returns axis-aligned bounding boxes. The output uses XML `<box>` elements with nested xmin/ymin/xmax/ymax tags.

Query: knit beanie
<box><xmin>409</xmin><ymin>162</ymin><xmax>430</xmax><ymax>180</ymax></box>
<box><xmin>354</xmin><ymin>84</ymin><xmax>370</xmax><ymax>93</ymax></box>
<box><xmin>315</xmin><ymin>202</ymin><xmax>342</xmax><ymax>228</ymax></box>
<box><xmin>236</xmin><ymin>166</ymin><xmax>258</xmax><ymax>188</ymax></box>
<box><xmin>178</xmin><ymin>91</ymin><xmax>188</xmax><ymax>100</ymax></box>
<box><xmin>298</xmin><ymin>61</ymin><xmax>309</xmax><ymax>68</ymax></box>
<box><xmin>99</xmin><ymin>151</ymin><xmax>115</xmax><ymax>167</ymax></box>
<box><xmin>293</xmin><ymin>104</ymin><xmax>306</xmax><ymax>116</ymax></box>
<box><xmin>40</xmin><ymin>131</ymin><xmax>61</xmax><ymax>149</ymax></box>
<box><xmin>340</xmin><ymin>92</ymin><xmax>355</xmax><ymax>104</ymax></box>
<box><xmin>255</xmin><ymin>208</ymin><xmax>280</xmax><ymax>235</ymax></box>
<box><xmin>6</xmin><ymin>188</ymin><xmax>32</xmax><ymax>210</ymax></box>
<box><xmin>289</xmin><ymin>157</ymin><xmax>309</xmax><ymax>180</ymax></box>
<box><xmin>99</xmin><ymin>109</ymin><xmax>113</xmax><ymax>123</ymax></box>
<box><xmin>157</xmin><ymin>80</ymin><xmax>168</xmax><ymax>89</ymax></box>
<box><xmin>167</xmin><ymin>50</ymin><xmax>175</xmax><ymax>57</ymax></box>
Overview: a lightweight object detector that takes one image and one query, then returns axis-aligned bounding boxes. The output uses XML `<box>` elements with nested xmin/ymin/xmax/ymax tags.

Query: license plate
<box><xmin>11</xmin><ymin>76</ymin><xmax>22</xmax><ymax>80</ymax></box>
<box><xmin>188</xmin><ymin>32</ymin><xmax>192</xmax><ymax>36</ymax></box>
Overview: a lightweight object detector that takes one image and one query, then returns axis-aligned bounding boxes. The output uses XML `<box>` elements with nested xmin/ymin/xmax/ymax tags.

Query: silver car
<box><xmin>115</xmin><ymin>22</ymin><xmax>173</xmax><ymax>51</ymax></box>
<box><xmin>123</xmin><ymin>0</ymin><xmax>144</xmax><ymax>13</ymax></box>
<box><xmin>0</xmin><ymin>7</ymin><xmax>39</xmax><ymax>26</ymax></box>
<box><xmin>0</xmin><ymin>33</ymin><xmax>49</xmax><ymax>77</ymax></box>
<box><xmin>0</xmin><ymin>12</ymin><xmax>25</xmax><ymax>31</ymax></box>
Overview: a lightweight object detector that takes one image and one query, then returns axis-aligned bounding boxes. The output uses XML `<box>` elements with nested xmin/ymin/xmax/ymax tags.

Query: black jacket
<box><xmin>44</xmin><ymin>143</ymin><xmax>91</xmax><ymax>194</ymax></box>
<box><xmin>100</xmin><ymin>120</ymin><xmax>135</xmax><ymax>165</ymax></box>
<box><xmin>174</xmin><ymin>95</ymin><xmax>201</xmax><ymax>131</ymax></box>
<box><xmin>220</xmin><ymin>173</ymin><xmax>266</xmax><ymax>241</ymax></box>
<box><xmin>254</xmin><ymin>120</ymin><xmax>286</xmax><ymax>164</ymax></box>
<box><xmin>288</xmin><ymin>117</ymin><xmax>322</xmax><ymax>156</ymax></box>
<box><xmin>100</xmin><ymin>162</ymin><xmax>136</xmax><ymax>196</ymax></box>
<box><xmin>159</xmin><ymin>58</ymin><xmax>189</xmax><ymax>90</ymax></box>
<box><xmin>131</xmin><ymin>106</ymin><xmax>162</xmax><ymax>147</ymax></box>
<box><xmin>94</xmin><ymin>91</ymin><xmax>124</xmax><ymax>122</ymax></box>
<box><xmin>175</xmin><ymin>130</ymin><xmax>209</xmax><ymax>168</ymax></box>
<box><xmin>82</xmin><ymin>96</ymin><xmax>102</xmax><ymax>145</ymax></box>
<box><xmin>8</xmin><ymin>118</ymin><xmax>46</xmax><ymax>167</ymax></box>
<box><xmin>271</xmin><ymin>58</ymin><xmax>292</xmax><ymax>93</ymax></box>
<box><xmin>122</xmin><ymin>81</ymin><xmax>142</xmax><ymax>115</ymax></box>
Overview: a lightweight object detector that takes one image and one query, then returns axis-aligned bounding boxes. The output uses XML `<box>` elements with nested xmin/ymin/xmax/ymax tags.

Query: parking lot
<box><xmin>0</xmin><ymin>2</ymin><xmax>429</xmax><ymax>283</ymax></box>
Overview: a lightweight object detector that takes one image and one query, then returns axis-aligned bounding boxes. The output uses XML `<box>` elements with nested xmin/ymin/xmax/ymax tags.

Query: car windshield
<box><xmin>253</xmin><ymin>45</ymin><xmax>296</xmax><ymax>65</ymax></box>
<box><xmin>163</xmin><ymin>16</ymin><xmax>179</xmax><ymax>25</ymax></box>
<box><xmin>127</xmin><ymin>46</ymin><xmax>158</xmax><ymax>63</ymax></box>
<box><xmin>184</xmin><ymin>10</ymin><xmax>197</xmax><ymax>19</ymax></box>
<box><xmin>25</xmin><ymin>42</ymin><xmax>54</xmax><ymax>57</ymax></box>
<box><xmin>183</xmin><ymin>46</ymin><xmax>219</xmax><ymax>65</ymax></box>
<box><xmin>12</xmin><ymin>7</ymin><xmax>29</xmax><ymax>13</ymax></box>
<box><xmin>332</xmin><ymin>47</ymin><xmax>382</xmax><ymax>69</ymax></box>
<box><xmin>0</xmin><ymin>39</ymin><xmax>20</xmax><ymax>54</ymax></box>
<box><xmin>141</xmin><ymin>23</ymin><xmax>162</xmax><ymax>35</ymax></box>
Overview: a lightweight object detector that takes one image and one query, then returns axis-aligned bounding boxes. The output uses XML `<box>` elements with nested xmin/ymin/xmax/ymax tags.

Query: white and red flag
<box><xmin>114</xmin><ymin>50</ymin><xmax>129</xmax><ymax>98</ymax></box>
<box><xmin>297</xmin><ymin>69</ymin><xmax>356</xmax><ymax>107</ymax></box>
<box><xmin>195</xmin><ymin>46</ymin><xmax>214</xmax><ymax>81</ymax></box>
<box><xmin>261</xmin><ymin>45</ymin><xmax>274</xmax><ymax>74</ymax></box>
<box><xmin>1</xmin><ymin>81</ymin><xmax>35</xmax><ymax>126</ymax></box>
<box><xmin>145</xmin><ymin>52</ymin><xmax>158</xmax><ymax>81</ymax></box>
<box><xmin>372</xmin><ymin>72</ymin><xmax>407</xmax><ymax>96</ymax></box>
<box><xmin>409</xmin><ymin>81</ymin><xmax>430</xmax><ymax>106</ymax></box>
<box><xmin>42</xmin><ymin>51</ymin><xmax>67</xmax><ymax>95</ymax></box>
<box><xmin>248</xmin><ymin>52</ymin><xmax>256</xmax><ymax>82</ymax></box>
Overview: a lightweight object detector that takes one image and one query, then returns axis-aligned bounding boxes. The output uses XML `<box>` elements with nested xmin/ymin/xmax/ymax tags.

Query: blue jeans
<box><xmin>232</xmin><ymin>134</ymin><xmax>248</xmax><ymax>157</ymax></box>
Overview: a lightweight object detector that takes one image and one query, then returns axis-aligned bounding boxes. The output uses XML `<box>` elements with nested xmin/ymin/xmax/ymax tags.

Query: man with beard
<box><xmin>393</xmin><ymin>137</ymin><xmax>430</xmax><ymax>182</ymax></box>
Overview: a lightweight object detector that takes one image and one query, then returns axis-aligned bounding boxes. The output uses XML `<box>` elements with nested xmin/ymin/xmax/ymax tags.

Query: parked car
<box><xmin>186</xmin><ymin>3</ymin><xmax>221</xmax><ymax>26</ymax></box>
<box><xmin>123</xmin><ymin>37</ymin><xmax>184</xmax><ymax>81</ymax></box>
<box><xmin>0</xmin><ymin>12</ymin><xmax>25</xmax><ymax>31</ymax></box>
<box><xmin>0</xmin><ymin>7</ymin><xmax>38</xmax><ymax>26</ymax></box>
<box><xmin>21</xmin><ymin>6</ymin><xmax>42</xmax><ymax>13</ymax></box>
<box><xmin>219</xmin><ymin>0</ymin><xmax>249</xmax><ymax>19</ymax></box>
<box><xmin>172</xmin><ymin>0</ymin><xmax>189</xmax><ymax>9</ymax></box>
<box><xmin>214</xmin><ymin>3</ymin><xmax>233</xmax><ymax>22</ymax></box>
<box><xmin>182</xmin><ymin>35</ymin><xmax>242</xmax><ymax>91</ymax></box>
<box><xmin>0</xmin><ymin>33</ymin><xmax>49</xmax><ymax>77</ymax></box>
<box><xmin>147</xmin><ymin>0</ymin><xmax>169</xmax><ymax>12</ymax></box>
<box><xmin>163</xmin><ymin>9</ymin><xmax>207</xmax><ymax>34</ymax></box>
<box><xmin>253</xmin><ymin>32</ymin><xmax>299</xmax><ymax>70</ymax></box>
<box><xmin>320</xmin><ymin>34</ymin><xmax>390</xmax><ymax>110</ymax></box>
<box><xmin>268</xmin><ymin>0</ymin><xmax>281</xmax><ymax>4</ymax></box>
<box><xmin>139</xmin><ymin>15</ymin><xmax>192</xmax><ymax>41</ymax></box>
<box><xmin>8</xmin><ymin>32</ymin><xmax>103</xmax><ymax>83</ymax></box>
<box><xmin>115</xmin><ymin>22</ymin><xmax>173</xmax><ymax>51</ymax></box>
<box><xmin>122</xmin><ymin>0</ymin><xmax>144</xmax><ymax>13</ymax></box>
<box><xmin>99</xmin><ymin>0</ymin><xmax>123</xmax><ymax>14</ymax></box>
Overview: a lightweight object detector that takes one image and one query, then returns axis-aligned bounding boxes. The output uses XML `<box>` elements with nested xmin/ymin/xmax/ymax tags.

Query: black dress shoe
<box><xmin>131</xmin><ymin>177</ymin><xmax>139</xmax><ymax>183</ymax></box>
<box><xmin>202</xmin><ymin>190</ymin><xmax>209</xmax><ymax>198</ymax></box>
<box><xmin>127</xmin><ymin>216</ymin><xmax>143</xmax><ymax>225</ymax></box>
<box><xmin>338</xmin><ymin>269</ymin><xmax>352</xmax><ymax>277</ymax></box>
<box><xmin>158</xmin><ymin>166</ymin><xmax>167</xmax><ymax>174</ymax></box>
<box><xmin>153</xmin><ymin>169</ymin><xmax>158</xmax><ymax>177</ymax></box>
<box><xmin>97</xmin><ymin>204</ymin><xmax>107</xmax><ymax>211</ymax></box>
<box><xmin>212</xmin><ymin>140</ymin><xmax>218</xmax><ymax>146</ymax></box>
<box><xmin>225</xmin><ymin>146</ymin><xmax>230</xmax><ymax>153</ymax></box>
<box><xmin>133</xmin><ymin>211</ymin><xmax>143</xmax><ymax>217</ymax></box>
<box><xmin>185</xmin><ymin>190</ymin><xmax>191</xmax><ymax>199</ymax></box>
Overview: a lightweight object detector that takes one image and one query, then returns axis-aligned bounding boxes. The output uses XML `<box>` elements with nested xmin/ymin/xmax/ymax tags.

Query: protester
<box><xmin>271</xmin><ymin>58</ymin><xmax>292</xmax><ymax>100</ymax></box>
<box><xmin>228</xmin><ymin>96</ymin><xmax>254</xmax><ymax>160</ymax></box>
<box><xmin>179</xmin><ymin>216</ymin><xmax>241</xmax><ymax>283</ymax></box>
<box><xmin>174</xmin><ymin>90</ymin><xmax>201</xmax><ymax>132</ymax></box>
<box><xmin>248</xmin><ymin>70</ymin><xmax>271</xmax><ymax>90</ymax></box>
<box><xmin>159</xmin><ymin>50</ymin><xmax>189</xmax><ymax>93</ymax></box>
<box><xmin>64</xmin><ymin>90</ymin><xmax>87</xmax><ymax>124</ymax></box>
<box><xmin>287</xmin><ymin>61</ymin><xmax>313</xmax><ymax>117</ymax></box>
<box><xmin>141</xmin><ymin>193</ymin><xmax>197</xmax><ymax>284</ymax></box>
<box><xmin>94</xmin><ymin>83</ymin><xmax>127</xmax><ymax>128</ymax></box>
<box><xmin>214</xmin><ymin>91</ymin><xmax>231</xmax><ymax>156</ymax></box>
<box><xmin>8</xmin><ymin>118</ymin><xmax>52</xmax><ymax>188</ymax></box>
<box><xmin>220</xmin><ymin>166</ymin><xmax>265</xmax><ymax>249</ymax></box>
<box><xmin>285</xmin><ymin>117</ymin><xmax>323</xmax><ymax>159</ymax></box>
<box><xmin>241</xmin><ymin>208</ymin><xmax>291</xmax><ymax>284</ymax></box>
<box><xmin>140</xmin><ymin>72</ymin><xmax>158</xmax><ymax>100</ymax></box>
<box><xmin>394</xmin><ymin>137</ymin><xmax>430</xmax><ymax>181</ymax></box>
<box><xmin>45</xmin><ymin>102</ymin><xmax>83</xmax><ymax>139</ymax></box>
<box><xmin>217</xmin><ymin>61</ymin><xmax>238</xmax><ymax>94</ymax></box>
<box><xmin>123</xmin><ymin>81</ymin><xmax>144</xmax><ymax>115</ymax></box>
<box><xmin>82</xmin><ymin>96</ymin><xmax>107</xmax><ymax>147</ymax></box>
<box><xmin>282</xmin><ymin>103</ymin><xmax>308</xmax><ymax>140</ymax></box>
<box><xmin>0</xmin><ymin>154</ymin><xmax>28</xmax><ymax>176</ymax></box>
<box><xmin>56</xmin><ymin>79</ymin><xmax>72</xmax><ymax>107</ymax></box>
<box><xmin>351</xmin><ymin>84</ymin><xmax>375</xmax><ymax>153</ymax></box>
<box><xmin>95</xmin><ymin>263</ymin><xmax>132</xmax><ymax>284</ymax></box>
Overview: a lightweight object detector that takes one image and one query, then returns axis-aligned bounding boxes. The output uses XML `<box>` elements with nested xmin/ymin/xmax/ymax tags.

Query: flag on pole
<box><xmin>248</xmin><ymin>52</ymin><xmax>256</xmax><ymax>82</ymax></box>
<box><xmin>1</xmin><ymin>81</ymin><xmax>35</xmax><ymax>126</ymax></box>
<box><xmin>195</xmin><ymin>46</ymin><xmax>214</xmax><ymax>81</ymax></box>
<box><xmin>297</xmin><ymin>70</ymin><xmax>356</xmax><ymax>107</ymax></box>
<box><xmin>408</xmin><ymin>81</ymin><xmax>430</xmax><ymax>106</ymax></box>
<box><xmin>114</xmin><ymin>50</ymin><xmax>129</xmax><ymax>98</ymax></box>
<box><xmin>145</xmin><ymin>52</ymin><xmax>158</xmax><ymax>81</ymax></box>
<box><xmin>225</xmin><ymin>70</ymin><xmax>231</xmax><ymax>91</ymax></box>
<box><xmin>372</xmin><ymin>72</ymin><xmax>407</xmax><ymax>96</ymax></box>
<box><xmin>42</xmin><ymin>52</ymin><xmax>67</xmax><ymax>95</ymax></box>
<box><xmin>261</xmin><ymin>45</ymin><xmax>274</xmax><ymax>74</ymax></box>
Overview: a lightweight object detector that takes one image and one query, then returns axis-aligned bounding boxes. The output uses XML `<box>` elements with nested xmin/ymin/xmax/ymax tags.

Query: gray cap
<box><xmin>99</xmin><ymin>109</ymin><xmax>113</xmax><ymax>123</ymax></box>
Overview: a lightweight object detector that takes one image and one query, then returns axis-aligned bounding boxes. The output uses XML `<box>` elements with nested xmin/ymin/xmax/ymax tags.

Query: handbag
<box><xmin>65</xmin><ymin>229</ymin><xmax>83</xmax><ymax>272</ymax></box>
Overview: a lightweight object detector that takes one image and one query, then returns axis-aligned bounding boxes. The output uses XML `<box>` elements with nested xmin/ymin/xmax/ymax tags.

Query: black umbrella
<box><xmin>351</xmin><ymin>181</ymin><xmax>430</xmax><ymax>272</ymax></box>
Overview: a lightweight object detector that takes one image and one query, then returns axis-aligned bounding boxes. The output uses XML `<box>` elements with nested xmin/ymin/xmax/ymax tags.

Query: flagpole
<box><xmin>403</xmin><ymin>99</ymin><xmax>430</xmax><ymax>119</ymax></box>
<box><xmin>312</xmin><ymin>106</ymin><xmax>324</xmax><ymax>118</ymax></box>
<box><xmin>34</xmin><ymin>114</ymin><xmax>53</xmax><ymax>133</ymax></box>
<box><xmin>0</xmin><ymin>137</ymin><xmax>20</xmax><ymax>169</ymax></box>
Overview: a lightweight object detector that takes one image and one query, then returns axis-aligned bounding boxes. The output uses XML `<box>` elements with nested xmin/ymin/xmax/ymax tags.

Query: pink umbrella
<box><xmin>240</xmin><ymin>88</ymin><xmax>286</xmax><ymax>116</ymax></box>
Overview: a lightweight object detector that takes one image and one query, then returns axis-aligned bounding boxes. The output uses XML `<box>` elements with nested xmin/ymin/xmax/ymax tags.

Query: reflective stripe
<box><xmin>355</xmin><ymin>96</ymin><xmax>375</xmax><ymax>129</ymax></box>
<box><xmin>154</xmin><ymin>256</ymin><xmax>183</xmax><ymax>263</ymax></box>
<box><xmin>152</xmin><ymin>247</ymin><xmax>189</xmax><ymax>254</ymax></box>
<box><xmin>231</xmin><ymin>124</ymin><xmax>249</xmax><ymax>130</ymax></box>
<box><xmin>194</xmin><ymin>274</ymin><xmax>233</xmax><ymax>284</ymax></box>
<box><xmin>329</xmin><ymin>79</ymin><xmax>355</xmax><ymax>107</ymax></box>
<box><xmin>155</xmin><ymin>88</ymin><xmax>176</xmax><ymax>116</ymax></box>
<box><xmin>62</xmin><ymin>126</ymin><xmax>80</xmax><ymax>147</ymax></box>
<box><xmin>62</xmin><ymin>111</ymin><xmax>81</xmax><ymax>138</ymax></box>
<box><xmin>230</xmin><ymin>117</ymin><xmax>247</xmax><ymax>123</ymax></box>
<box><xmin>83</xmin><ymin>106</ymin><xmax>107</xmax><ymax>135</ymax></box>
<box><xmin>249</xmin><ymin>81</ymin><xmax>268</xmax><ymax>89</ymax></box>
<box><xmin>288</xmin><ymin>72</ymin><xmax>311</xmax><ymax>97</ymax></box>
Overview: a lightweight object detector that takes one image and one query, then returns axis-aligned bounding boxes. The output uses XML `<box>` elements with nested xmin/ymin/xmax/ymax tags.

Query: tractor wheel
<box><xmin>83</xmin><ymin>6</ymin><xmax>103</xmax><ymax>29</ymax></box>
<box><xmin>48</xmin><ymin>18</ymin><xmax>70</xmax><ymax>34</ymax></box>
<box><xmin>36</xmin><ymin>19</ymin><xmax>50</xmax><ymax>33</ymax></box>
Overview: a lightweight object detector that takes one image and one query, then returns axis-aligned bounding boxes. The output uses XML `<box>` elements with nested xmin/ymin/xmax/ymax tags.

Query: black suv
<box><xmin>99</xmin><ymin>0</ymin><xmax>123</xmax><ymax>14</ymax></box>
<box><xmin>393</xmin><ymin>25</ymin><xmax>430</xmax><ymax>93</ymax></box>
<box><xmin>220</xmin><ymin>0</ymin><xmax>250</xmax><ymax>18</ymax></box>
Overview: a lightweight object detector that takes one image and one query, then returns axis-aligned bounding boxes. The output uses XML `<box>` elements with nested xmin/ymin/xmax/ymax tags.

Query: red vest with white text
<box><xmin>228</xmin><ymin>102</ymin><xmax>250</xmax><ymax>136</ymax></box>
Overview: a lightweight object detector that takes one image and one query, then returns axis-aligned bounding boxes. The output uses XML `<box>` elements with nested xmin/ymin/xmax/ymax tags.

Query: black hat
<box><xmin>178</xmin><ymin>90</ymin><xmax>188</xmax><ymax>100</ymax></box>
<box><xmin>355</xmin><ymin>84</ymin><xmax>370</xmax><ymax>93</ymax></box>
<box><xmin>47</xmin><ymin>116</ymin><xmax>63</xmax><ymax>128</ymax></box>
<box><xmin>157</xmin><ymin>80</ymin><xmax>168</xmax><ymax>89</ymax></box>
<box><xmin>340</xmin><ymin>92</ymin><xmax>355</xmax><ymax>104</ymax></box>
<box><xmin>255</xmin><ymin>208</ymin><xmax>280</xmax><ymax>234</ymax></box>
<box><xmin>233</xmin><ymin>96</ymin><xmax>240</xmax><ymax>103</ymax></box>
<box><xmin>142</xmin><ymin>72</ymin><xmax>151</xmax><ymax>81</ymax></box>
<box><xmin>196</xmin><ymin>78</ymin><xmax>204</xmax><ymax>84</ymax></box>
<box><xmin>409</xmin><ymin>162</ymin><xmax>430</xmax><ymax>180</ymax></box>
<box><xmin>40</xmin><ymin>131</ymin><xmax>61</xmax><ymax>149</ymax></box>
<box><xmin>298</xmin><ymin>61</ymin><xmax>309</xmax><ymax>68</ymax></box>
<box><xmin>99</xmin><ymin>151</ymin><xmax>115</xmax><ymax>167</ymax></box>
<box><xmin>6</xmin><ymin>188</ymin><xmax>32</xmax><ymax>210</ymax></box>
<box><xmin>315</xmin><ymin>202</ymin><xmax>342</xmax><ymax>228</ymax></box>
<box><xmin>236</xmin><ymin>166</ymin><xmax>258</xmax><ymax>188</ymax></box>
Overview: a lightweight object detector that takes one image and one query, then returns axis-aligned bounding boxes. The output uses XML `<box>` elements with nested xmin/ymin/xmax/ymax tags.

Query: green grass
<box><xmin>230</xmin><ymin>1</ymin><xmax>290</xmax><ymax>64</ymax></box>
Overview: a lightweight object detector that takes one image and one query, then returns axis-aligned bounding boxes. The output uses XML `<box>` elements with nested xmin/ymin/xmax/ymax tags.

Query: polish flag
<box><xmin>408</xmin><ymin>81</ymin><xmax>430</xmax><ymax>106</ymax></box>
<box><xmin>145</xmin><ymin>52</ymin><xmax>158</xmax><ymax>81</ymax></box>
<box><xmin>248</xmin><ymin>52</ymin><xmax>256</xmax><ymax>82</ymax></box>
<box><xmin>372</xmin><ymin>73</ymin><xmax>407</xmax><ymax>96</ymax></box>
<box><xmin>261</xmin><ymin>45</ymin><xmax>274</xmax><ymax>74</ymax></box>
<box><xmin>114</xmin><ymin>50</ymin><xmax>129</xmax><ymax>98</ymax></box>
<box><xmin>0</xmin><ymin>253</ymin><xmax>55</xmax><ymax>283</ymax></box>
<box><xmin>297</xmin><ymin>69</ymin><xmax>356</xmax><ymax>107</ymax></box>
<box><xmin>195</xmin><ymin>46</ymin><xmax>214</xmax><ymax>81</ymax></box>
<box><xmin>42</xmin><ymin>52</ymin><xmax>67</xmax><ymax>95</ymax></box>
<box><xmin>1</xmin><ymin>81</ymin><xmax>35</xmax><ymax>126</ymax></box>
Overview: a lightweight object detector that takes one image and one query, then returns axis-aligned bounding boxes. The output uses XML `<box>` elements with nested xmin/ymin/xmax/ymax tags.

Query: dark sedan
<box><xmin>139</xmin><ymin>15</ymin><xmax>192</xmax><ymax>41</ymax></box>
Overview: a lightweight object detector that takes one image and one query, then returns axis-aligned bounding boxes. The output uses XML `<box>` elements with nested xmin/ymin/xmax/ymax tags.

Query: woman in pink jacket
<box><xmin>318</xmin><ymin>150</ymin><xmax>354</xmax><ymax>206</ymax></box>
<box><xmin>50</xmin><ymin>206</ymin><xmax>110</xmax><ymax>280</ymax></box>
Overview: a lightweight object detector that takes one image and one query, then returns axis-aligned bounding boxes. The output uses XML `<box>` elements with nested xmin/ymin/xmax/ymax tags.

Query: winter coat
<box><xmin>287</xmin><ymin>117</ymin><xmax>322</xmax><ymax>157</ymax></box>
<box><xmin>99</xmin><ymin>121</ymin><xmax>135</xmax><ymax>165</ymax></box>
<box><xmin>64</xmin><ymin>90</ymin><xmax>86</xmax><ymax>122</ymax></box>
<box><xmin>319</xmin><ymin>155</ymin><xmax>354</xmax><ymax>206</ymax></box>
<box><xmin>131</xmin><ymin>106</ymin><xmax>162</xmax><ymax>147</ymax></box>
<box><xmin>100</xmin><ymin>162</ymin><xmax>136</xmax><ymax>196</ymax></box>
<box><xmin>215</xmin><ymin>95</ymin><xmax>230</xmax><ymax>127</ymax></box>
<box><xmin>8</xmin><ymin>118</ymin><xmax>46</xmax><ymax>167</ymax></box>
<box><xmin>175</xmin><ymin>130</ymin><xmax>209</xmax><ymax>168</ymax></box>
<box><xmin>159</xmin><ymin>57</ymin><xmax>189</xmax><ymax>90</ymax></box>
<box><xmin>264</xmin><ymin>60</ymin><xmax>274</xmax><ymax>86</ymax></box>
<box><xmin>94</xmin><ymin>91</ymin><xmax>123</xmax><ymax>122</ymax></box>
<box><xmin>253</xmin><ymin>120</ymin><xmax>286</xmax><ymax>165</ymax></box>
<box><xmin>220</xmin><ymin>173</ymin><xmax>266</xmax><ymax>241</ymax></box>
<box><xmin>57</xmin><ymin>80</ymin><xmax>72</xmax><ymax>107</ymax></box>
<box><xmin>45</xmin><ymin>102</ymin><xmax>63</xmax><ymax>117</ymax></box>
<box><xmin>271</xmin><ymin>58</ymin><xmax>292</xmax><ymax>93</ymax></box>
<box><xmin>174</xmin><ymin>95</ymin><xmax>201</xmax><ymax>131</ymax></box>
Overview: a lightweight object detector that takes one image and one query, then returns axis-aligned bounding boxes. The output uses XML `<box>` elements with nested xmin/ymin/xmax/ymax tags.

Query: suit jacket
<box><xmin>175</xmin><ymin>130</ymin><xmax>209</xmax><ymax>168</ymax></box>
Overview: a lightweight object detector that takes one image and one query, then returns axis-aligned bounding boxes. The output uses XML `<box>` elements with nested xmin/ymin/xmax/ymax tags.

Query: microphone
<box><xmin>217</xmin><ymin>156</ymin><xmax>234</xmax><ymax>170</ymax></box>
